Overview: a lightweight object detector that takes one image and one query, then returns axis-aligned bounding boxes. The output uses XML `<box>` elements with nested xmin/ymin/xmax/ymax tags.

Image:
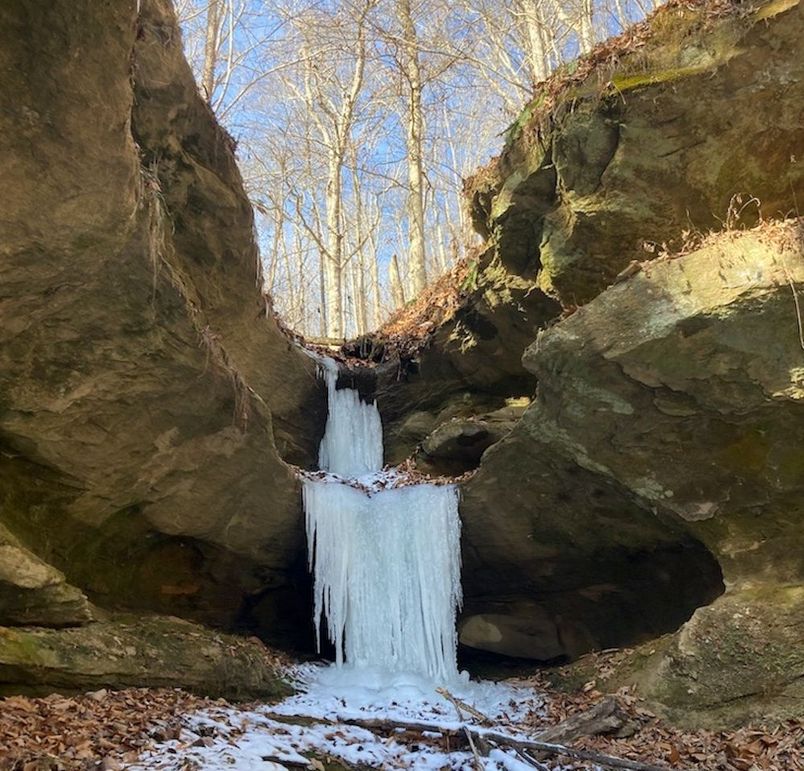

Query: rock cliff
<box><xmin>0</xmin><ymin>0</ymin><xmax>324</xmax><ymax>695</ymax></box>
<box><xmin>1</xmin><ymin>0</ymin><xmax>801</xmax><ymax>726</ymax></box>
<box><xmin>376</xmin><ymin>0</ymin><xmax>803</xmax><ymax>726</ymax></box>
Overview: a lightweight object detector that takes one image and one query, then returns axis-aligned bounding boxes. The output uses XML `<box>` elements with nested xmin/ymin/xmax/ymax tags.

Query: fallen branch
<box><xmin>436</xmin><ymin>687</ymin><xmax>492</xmax><ymax>725</ymax></box>
<box><xmin>464</xmin><ymin>727</ymin><xmax>484</xmax><ymax>771</ymax></box>
<box><xmin>512</xmin><ymin>747</ymin><xmax>551</xmax><ymax>771</ymax></box>
<box><xmin>535</xmin><ymin>696</ymin><xmax>630</xmax><ymax>744</ymax></box>
<box><xmin>264</xmin><ymin>711</ymin><xmax>459</xmax><ymax>737</ymax></box>
<box><xmin>468</xmin><ymin>728</ymin><xmax>682</xmax><ymax>771</ymax></box>
<box><xmin>265</xmin><ymin>711</ymin><xmax>676</xmax><ymax>771</ymax></box>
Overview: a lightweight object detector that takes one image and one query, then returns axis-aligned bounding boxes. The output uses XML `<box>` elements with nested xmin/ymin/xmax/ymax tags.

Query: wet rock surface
<box><xmin>0</xmin><ymin>615</ymin><xmax>289</xmax><ymax>699</ymax></box>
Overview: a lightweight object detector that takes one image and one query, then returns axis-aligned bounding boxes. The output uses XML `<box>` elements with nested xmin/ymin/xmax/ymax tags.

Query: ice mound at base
<box><xmin>273</xmin><ymin>663</ymin><xmax>542</xmax><ymax>729</ymax></box>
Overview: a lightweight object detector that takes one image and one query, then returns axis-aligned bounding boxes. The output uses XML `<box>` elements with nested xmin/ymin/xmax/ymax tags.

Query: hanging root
<box><xmin>139</xmin><ymin>160</ymin><xmax>170</xmax><ymax>303</ymax></box>
<box><xmin>139</xmin><ymin>160</ymin><xmax>253</xmax><ymax>431</ymax></box>
<box><xmin>780</xmin><ymin>258</ymin><xmax>804</xmax><ymax>351</ymax></box>
<box><xmin>198</xmin><ymin>325</ymin><xmax>252</xmax><ymax>430</ymax></box>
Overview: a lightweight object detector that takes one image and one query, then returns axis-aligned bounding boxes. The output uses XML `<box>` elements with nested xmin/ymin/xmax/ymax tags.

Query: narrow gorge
<box><xmin>0</xmin><ymin>0</ymin><xmax>802</xmax><ymax>753</ymax></box>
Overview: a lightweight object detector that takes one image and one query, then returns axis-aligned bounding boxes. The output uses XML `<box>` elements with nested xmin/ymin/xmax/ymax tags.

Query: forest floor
<box><xmin>1</xmin><ymin>657</ymin><xmax>801</xmax><ymax>771</ymax></box>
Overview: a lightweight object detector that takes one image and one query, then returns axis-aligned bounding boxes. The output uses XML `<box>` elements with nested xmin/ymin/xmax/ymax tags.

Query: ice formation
<box><xmin>316</xmin><ymin>356</ymin><xmax>383</xmax><ymax>476</ymax></box>
<box><xmin>303</xmin><ymin>357</ymin><xmax>462</xmax><ymax>682</ymax></box>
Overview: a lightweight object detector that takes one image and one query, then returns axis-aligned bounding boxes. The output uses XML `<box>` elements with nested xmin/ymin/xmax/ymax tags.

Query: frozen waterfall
<box><xmin>302</xmin><ymin>357</ymin><xmax>462</xmax><ymax>682</ymax></box>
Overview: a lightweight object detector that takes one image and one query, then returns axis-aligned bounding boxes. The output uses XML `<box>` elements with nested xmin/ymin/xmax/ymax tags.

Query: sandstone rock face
<box><xmin>632</xmin><ymin>585</ymin><xmax>804</xmax><ymax>728</ymax></box>
<box><xmin>466</xmin><ymin>0</ymin><xmax>804</xmax><ymax>304</ymax></box>
<box><xmin>521</xmin><ymin>225</ymin><xmax>804</xmax><ymax>584</ymax></box>
<box><xmin>0</xmin><ymin>616</ymin><xmax>289</xmax><ymax>700</ymax></box>
<box><xmin>460</xmin><ymin>222</ymin><xmax>804</xmax><ymax>723</ymax></box>
<box><xmin>0</xmin><ymin>0</ymin><xmax>325</xmax><ymax>689</ymax></box>
<box><xmin>0</xmin><ymin>526</ymin><xmax>93</xmax><ymax>628</ymax></box>
<box><xmin>376</xmin><ymin>268</ymin><xmax>560</xmax><ymax>464</ymax></box>
<box><xmin>416</xmin><ymin>401</ymin><xmax>528</xmax><ymax>477</ymax></box>
<box><xmin>380</xmin><ymin>0</ymin><xmax>804</xmax><ymax>727</ymax></box>
<box><xmin>382</xmin><ymin>0</ymin><xmax>802</xmax><ymax>464</ymax></box>
<box><xmin>512</xmin><ymin>223</ymin><xmax>804</xmax><ymax>723</ymax></box>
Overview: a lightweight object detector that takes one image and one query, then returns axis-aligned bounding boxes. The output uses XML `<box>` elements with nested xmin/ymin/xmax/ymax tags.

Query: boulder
<box><xmin>460</xmin><ymin>221</ymin><xmax>804</xmax><ymax>724</ymax></box>
<box><xmin>0</xmin><ymin>616</ymin><xmax>290</xmax><ymax>700</ymax></box>
<box><xmin>466</xmin><ymin>0</ymin><xmax>804</xmax><ymax>304</ymax></box>
<box><xmin>522</xmin><ymin>223</ymin><xmax>804</xmax><ymax>586</ymax></box>
<box><xmin>0</xmin><ymin>526</ymin><xmax>93</xmax><ymax>628</ymax></box>
<box><xmin>415</xmin><ymin>400</ymin><xmax>529</xmax><ymax>476</ymax></box>
<box><xmin>381</xmin><ymin>0</ymin><xmax>803</xmax><ymax>463</ymax></box>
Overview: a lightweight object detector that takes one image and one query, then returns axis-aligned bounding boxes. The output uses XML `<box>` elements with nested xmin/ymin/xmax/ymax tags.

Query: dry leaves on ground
<box><xmin>522</xmin><ymin>669</ymin><xmax>804</xmax><ymax>771</ymax></box>
<box><xmin>0</xmin><ymin>688</ymin><xmax>220</xmax><ymax>771</ymax></box>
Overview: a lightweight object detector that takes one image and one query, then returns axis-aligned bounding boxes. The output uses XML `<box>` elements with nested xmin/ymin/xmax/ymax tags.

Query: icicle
<box><xmin>303</xmin><ymin>355</ymin><xmax>462</xmax><ymax>682</ymax></box>
<box><xmin>315</xmin><ymin>357</ymin><xmax>383</xmax><ymax>476</ymax></box>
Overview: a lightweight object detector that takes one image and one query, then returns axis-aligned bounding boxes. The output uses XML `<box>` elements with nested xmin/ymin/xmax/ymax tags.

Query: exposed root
<box><xmin>140</xmin><ymin>161</ymin><xmax>254</xmax><ymax>431</ymax></box>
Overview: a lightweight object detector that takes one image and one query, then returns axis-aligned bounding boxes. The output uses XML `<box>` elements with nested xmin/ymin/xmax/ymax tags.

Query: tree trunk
<box><xmin>518</xmin><ymin>0</ymin><xmax>550</xmax><ymax>86</ymax></box>
<box><xmin>201</xmin><ymin>0</ymin><xmax>221</xmax><ymax>101</ymax></box>
<box><xmin>370</xmin><ymin>248</ymin><xmax>381</xmax><ymax>328</ymax></box>
<box><xmin>389</xmin><ymin>254</ymin><xmax>406</xmax><ymax>310</ymax></box>
<box><xmin>397</xmin><ymin>0</ymin><xmax>427</xmax><ymax>298</ymax></box>
<box><xmin>578</xmin><ymin>0</ymin><xmax>595</xmax><ymax>53</ymax></box>
<box><xmin>324</xmin><ymin>153</ymin><xmax>344</xmax><ymax>339</ymax></box>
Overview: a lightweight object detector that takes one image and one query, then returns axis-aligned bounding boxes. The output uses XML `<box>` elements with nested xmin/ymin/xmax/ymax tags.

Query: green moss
<box><xmin>609</xmin><ymin>64</ymin><xmax>709</xmax><ymax>92</ymax></box>
<box><xmin>754</xmin><ymin>0</ymin><xmax>799</xmax><ymax>21</ymax></box>
<box><xmin>0</xmin><ymin>617</ymin><xmax>292</xmax><ymax>700</ymax></box>
<box><xmin>503</xmin><ymin>94</ymin><xmax>546</xmax><ymax>146</ymax></box>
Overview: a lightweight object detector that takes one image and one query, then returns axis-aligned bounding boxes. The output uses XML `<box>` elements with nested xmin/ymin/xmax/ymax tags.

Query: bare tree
<box><xmin>395</xmin><ymin>0</ymin><xmax>427</xmax><ymax>299</ymax></box>
<box><xmin>201</xmin><ymin>0</ymin><xmax>221</xmax><ymax>100</ymax></box>
<box><xmin>174</xmin><ymin>0</ymin><xmax>655</xmax><ymax>337</ymax></box>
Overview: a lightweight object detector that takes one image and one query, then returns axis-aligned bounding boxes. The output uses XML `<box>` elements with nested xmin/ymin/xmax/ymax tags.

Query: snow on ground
<box><xmin>130</xmin><ymin>664</ymin><xmax>581</xmax><ymax>770</ymax></box>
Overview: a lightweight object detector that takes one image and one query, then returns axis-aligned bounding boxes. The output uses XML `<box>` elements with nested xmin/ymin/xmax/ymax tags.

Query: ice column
<box><xmin>303</xmin><ymin>358</ymin><xmax>462</xmax><ymax>682</ymax></box>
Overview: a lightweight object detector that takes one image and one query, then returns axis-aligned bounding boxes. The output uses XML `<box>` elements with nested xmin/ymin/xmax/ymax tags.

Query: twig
<box><xmin>436</xmin><ymin>687</ymin><xmax>492</xmax><ymax>725</ymax></box>
<box><xmin>464</xmin><ymin>727</ymin><xmax>484</xmax><ymax>771</ymax></box>
<box><xmin>780</xmin><ymin>258</ymin><xmax>804</xmax><ymax>351</ymax></box>
<box><xmin>514</xmin><ymin>747</ymin><xmax>551</xmax><ymax>770</ymax></box>
<box><xmin>467</xmin><ymin>728</ymin><xmax>681</xmax><ymax>771</ymax></box>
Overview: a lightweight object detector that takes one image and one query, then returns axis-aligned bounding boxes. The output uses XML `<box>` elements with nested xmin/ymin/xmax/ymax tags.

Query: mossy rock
<box><xmin>0</xmin><ymin>524</ymin><xmax>93</xmax><ymax>628</ymax></box>
<box><xmin>0</xmin><ymin>615</ymin><xmax>291</xmax><ymax>700</ymax></box>
<box><xmin>464</xmin><ymin>0</ymin><xmax>804</xmax><ymax>303</ymax></box>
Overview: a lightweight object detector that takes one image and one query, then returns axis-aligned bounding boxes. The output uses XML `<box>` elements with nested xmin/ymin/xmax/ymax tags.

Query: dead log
<box><xmin>263</xmin><ymin>711</ymin><xmax>460</xmax><ymax>737</ymax></box>
<box><xmin>467</xmin><ymin>727</ymin><xmax>682</xmax><ymax>771</ymax></box>
<box><xmin>263</xmin><ymin>709</ymin><xmax>674</xmax><ymax>771</ymax></box>
<box><xmin>535</xmin><ymin>696</ymin><xmax>631</xmax><ymax>744</ymax></box>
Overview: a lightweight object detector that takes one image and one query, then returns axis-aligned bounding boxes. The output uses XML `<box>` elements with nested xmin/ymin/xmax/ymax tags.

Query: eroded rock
<box><xmin>465</xmin><ymin>221</ymin><xmax>803</xmax><ymax>722</ymax></box>
<box><xmin>0</xmin><ymin>616</ymin><xmax>290</xmax><ymax>699</ymax></box>
<box><xmin>0</xmin><ymin>0</ymin><xmax>323</xmax><ymax>643</ymax></box>
<box><xmin>466</xmin><ymin>0</ymin><xmax>804</xmax><ymax>304</ymax></box>
<box><xmin>0</xmin><ymin>526</ymin><xmax>93</xmax><ymax>628</ymax></box>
